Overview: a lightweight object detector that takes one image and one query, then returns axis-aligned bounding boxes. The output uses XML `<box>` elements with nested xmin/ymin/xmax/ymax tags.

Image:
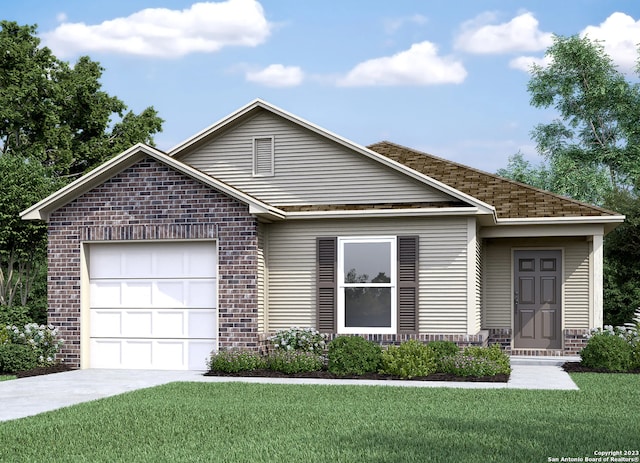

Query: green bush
<box><xmin>380</xmin><ymin>340</ymin><xmax>437</xmax><ymax>379</ymax></box>
<box><xmin>580</xmin><ymin>329</ymin><xmax>634</xmax><ymax>372</ymax></box>
<box><xmin>266</xmin><ymin>350</ymin><xmax>324</xmax><ymax>374</ymax></box>
<box><xmin>207</xmin><ymin>349</ymin><xmax>266</xmax><ymax>373</ymax></box>
<box><xmin>426</xmin><ymin>341</ymin><xmax>460</xmax><ymax>371</ymax></box>
<box><xmin>0</xmin><ymin>344</ymin><xmax>39</xmax><ymax>373</ymax></box>
<box><xmin>0</xmin><ymin>306</ymin><xmax>32</xmax><ymax>327</ymax></box>
<box><xmin>327</xmin><ymin>336</ymin><xmax>381</xmax><ymax>375</ymax></box>
<box><xmin>441</xmin><ymin>344</ymin><xmax>511</xmax><ymax>377</ymax></box>
<box><xmin>270</xmin><ymin>327</ymin><xmax>327</xmax><ymax>355</ymax></box>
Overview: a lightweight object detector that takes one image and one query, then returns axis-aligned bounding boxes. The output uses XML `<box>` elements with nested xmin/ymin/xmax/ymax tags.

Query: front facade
<box><xmin>22</xmin><ymin>100</ymin><xmax>624</xmax><ymax>370</ymax></box>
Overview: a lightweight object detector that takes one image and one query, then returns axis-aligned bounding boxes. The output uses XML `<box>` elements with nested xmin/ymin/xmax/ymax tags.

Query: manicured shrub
<box><xmin>266</xmin><ymin>350</ymin><xmax>324</xmax><ymax>374</ymax></box>
<box><xmin>207</xmin><ymin>349</ymin><xmax>266</xmax><ymax>373</ymax></box>
<box><xmin>441</xmin><ymin>344</ymin><xmax>511</xmax><ymax>377</ymax></box>
<box><xmin>0</xmin><ymin>344</ymin><xmax>39</xmax><ymax>373</ymax></box>
<box><xmin>270</xmin><ymin>327</ymin><xmax>327</xmax><ymax>355</ymax></box>
<box><xmin>580</xmin><ymin>329</ymin><xmax>634</xmax><ymax>372</ymax></box>
<box><xmin>327</xmin><ymin>336</ymin><xmax>381</xmax><ymax>375</ymax></box>
<box><xmin>426</xmin><ymin>341</ymin><xmax>460</xmax><ymax>371</ymax></box>
<box><xmin>380</xmin><ymin>340</ymin><xmax>437</xmax><ymax>379</ymax></box>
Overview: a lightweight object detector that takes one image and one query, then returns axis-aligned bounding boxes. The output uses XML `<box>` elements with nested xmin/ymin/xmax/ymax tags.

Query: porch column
<box><xmin>591</xmin><ymin>233</ymin><xmax>604</xmax><ymax>329</ymax></box>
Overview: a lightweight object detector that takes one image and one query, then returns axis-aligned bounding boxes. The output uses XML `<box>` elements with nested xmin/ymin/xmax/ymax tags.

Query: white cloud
<box><xmin>338</xmin><ymin>41</ymin><xmax>467</xmax><ymax>87</ymax></box>
<box><xmin>455</xmin><ymin>12</ymin><xmax>553</xmax><ymax>54</ymax></box>
<box><xmin>42</xmin><ymin>0</ymin><xmax>271</xmax><ymax>58</ymax></box>
<box><xmin>509</xmin><ymin>55</ymin><xmax>551</xmax><ymax>72</ymax></box>
<box><xmin>56</xmin><ymin>12</ymin><xmax>68</xmax><ymax>23</ymax></box>
<box><xmin>384</xmin><ymin>14</ymin><xmax>427</xmax><ymax>34</ymax></box>
<box><xmin>581</xmin><ymin>12</ymin><xmax>640</xmax><ymax>73</ymax></box>
<box><xmin>246</xmin><ymin>64</ymin><xmax>304</xmax><ymax>87</ymax></box>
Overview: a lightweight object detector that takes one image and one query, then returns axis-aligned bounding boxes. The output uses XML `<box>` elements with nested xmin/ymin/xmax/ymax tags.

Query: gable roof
<box><xmin>368</xmin><ymin>141</ymin><xmax>621</xmax><ymax>221</ymax></box>
<box><xmin>169</xmin><ymin>98</ymin><xmax>496</xmax><ymax>216</ymax></box>
<box><xmin>20</xmin><ymin>143</ymin><xmax>285</xmax><ymax>221</ymax></box>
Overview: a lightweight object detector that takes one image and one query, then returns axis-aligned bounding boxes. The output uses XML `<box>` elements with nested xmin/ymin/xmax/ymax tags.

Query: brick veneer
<box><xmin>48</xmin><ymin>157</ymin><xmax>259</xmax><ymax>368</ymax></box>
<box><xmin>488</xmin><ymin>328</ymin><xmax>589</xmax><ymax>356</ymax></box>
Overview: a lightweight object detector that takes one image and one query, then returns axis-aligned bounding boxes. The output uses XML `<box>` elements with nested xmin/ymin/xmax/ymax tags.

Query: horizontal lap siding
<box><xmin>266</xmin><ymin>217</ymin><xmax>469</xmax><ymax>333</ymax></box>
<box><xmin>564</xmin><ymin>241</ymin><xmax>590</xmax><ymax>329</ymax></box>
<box><xmin>482</xmin><ymin>238</ymin><xmax>590</xmax><ymax>329</ymax></box>
<box><xmin>181</xmin><ymin>111</ymin><xmax>451</xmax><ymax>206</ymax></box>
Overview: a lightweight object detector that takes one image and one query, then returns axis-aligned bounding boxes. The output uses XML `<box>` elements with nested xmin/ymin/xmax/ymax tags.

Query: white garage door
<box><xmin>89</xmin><ymin>242</ymin><xmax>217</xmax><ymax>370</ymax></box>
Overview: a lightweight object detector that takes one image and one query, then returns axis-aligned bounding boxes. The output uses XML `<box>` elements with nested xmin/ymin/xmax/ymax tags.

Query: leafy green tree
<box><xmin>0</xmin><ymin>21</ymin><xmax>163</xmax><ymax>177</ymax></box>
<box><xmin>528</xmin><ymin>34</ymin><xmax>640</xmax><ymax>191</ymax></box>
<box><xmin>0</xmin><ymin>21</ymin><xmax>164</xmax><ymax>316</ymax></box>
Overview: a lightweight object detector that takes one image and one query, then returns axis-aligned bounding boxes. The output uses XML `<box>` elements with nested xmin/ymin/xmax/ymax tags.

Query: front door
<box><xmin>513</xmin><ymin>250</ymin><xmax>562</xmax><ymax>349</ymax></box>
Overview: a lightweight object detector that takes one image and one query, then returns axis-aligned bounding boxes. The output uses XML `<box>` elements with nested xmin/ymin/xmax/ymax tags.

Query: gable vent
<box><xmin>253</xmin><ymin>137</ymin><xmax>274</xmax><ymax>176</ymax></box>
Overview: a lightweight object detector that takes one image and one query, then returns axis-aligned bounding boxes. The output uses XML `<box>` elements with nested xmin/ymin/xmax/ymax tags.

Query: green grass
<box><xmin>0</xmin><ymin>375</ymin><xmax>16</xmax><ymax>381</ymax></box>
<box><xmin>0</xmin><ymin>374</ymin><xmax>638</xmax><ymax>462</ymax></box>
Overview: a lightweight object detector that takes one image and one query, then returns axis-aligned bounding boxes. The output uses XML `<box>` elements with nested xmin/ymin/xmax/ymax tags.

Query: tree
<box><xmin>497</xmin><ymin>151</ymin><xmax>610</xmax><ymax>206</ymax></box>
<box><xmin>0</xmin><ymin>21</ymin><xmax>164</xmax><ymax>316</ymax></box>
<box><xmin>528</xmin><ymin>34</ymin><xmax>640</xmax><ymax>191</ymax></box>
<box><xmin>0</xmin><ymin>21</ymin><xmax>163</xmax><ymax>177</ymax></box>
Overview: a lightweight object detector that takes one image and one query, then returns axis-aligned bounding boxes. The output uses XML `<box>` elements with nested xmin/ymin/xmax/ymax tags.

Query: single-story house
<box><xmin>21</xmin><ymin>99</ymin><xmax>624</xmax><ymax>370</ymax></box>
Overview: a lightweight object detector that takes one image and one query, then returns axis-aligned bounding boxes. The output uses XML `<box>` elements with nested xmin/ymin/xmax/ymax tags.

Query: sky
<box><xmin>4</xmin><ymin>0</ymin><xmax>640</xmax><ymax>173</ymax></box>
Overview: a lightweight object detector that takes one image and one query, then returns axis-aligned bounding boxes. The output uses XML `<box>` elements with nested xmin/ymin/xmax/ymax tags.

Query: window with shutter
<box><xmin>316</xmin><ymin>235</ymin><xmax>418</xmax><ymax>334</ymax></box>
<box><xmin>253</xmin><ymin>137</ymin><xmax>274</xmax><ymax>176</ymax></box>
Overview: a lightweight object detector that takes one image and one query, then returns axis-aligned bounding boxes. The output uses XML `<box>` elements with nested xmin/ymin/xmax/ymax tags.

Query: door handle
<box><xmin>514</xmin><ymin>291</ymin><xmax>519</xmax><ymax>312</ymax></box>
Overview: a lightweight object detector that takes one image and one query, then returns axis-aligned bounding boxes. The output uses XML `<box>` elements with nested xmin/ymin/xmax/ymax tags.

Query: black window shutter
<box><xmin>317</xmin><ymin>237</ymin><xmax>337</xmax><ymax>332</ymax></box>
<box><xmin>397</xmin><ymin>235</ymin><xmax>419</xmax><ymax>333</ymax></box>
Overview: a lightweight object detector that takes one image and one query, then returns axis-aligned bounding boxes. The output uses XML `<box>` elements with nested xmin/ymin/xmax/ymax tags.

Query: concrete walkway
<box><xmin>0</xmin><ymin>360</ymin><xmax>579</xmax><ymax>422</ymax></box>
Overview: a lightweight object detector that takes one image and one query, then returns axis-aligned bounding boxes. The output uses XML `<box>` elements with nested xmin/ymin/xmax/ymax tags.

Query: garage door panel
<box><xmin>90</xmin><ymin>339</ymin><xmax>215</xmax><ymax>370</ymax></box>
<box><xmin>188</xmin><ymin>310</ymin><xmax>217</xmax><ymax>338</ymax></box>
<box><xmin>155</xmin><ymin>311</ymin><xmax>186</xmax><ymax>337</ymax></box>
<box><xmin>90</xmin><ymin>310</ymin><xmax>123</xmax><ymax>337</ymax></box>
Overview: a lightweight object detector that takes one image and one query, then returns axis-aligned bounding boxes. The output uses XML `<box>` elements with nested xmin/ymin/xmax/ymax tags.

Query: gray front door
<box><xmin>513</xmin><ymin>250</ymin><xmax>562</xmax><ymax>349</ymax></box>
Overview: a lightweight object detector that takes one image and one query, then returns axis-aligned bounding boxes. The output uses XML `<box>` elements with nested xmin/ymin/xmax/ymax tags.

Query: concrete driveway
<box><xmin>0</xmin><ymin>362</ymin><xmax>579</xmax><ymax>422</ymax></box>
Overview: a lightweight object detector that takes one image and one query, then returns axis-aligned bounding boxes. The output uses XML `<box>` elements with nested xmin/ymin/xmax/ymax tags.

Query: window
<box><xmin>253</xmin><ymin>137</ymin><xmax>274</xmax><ymax>176</ymax></box>
<box><xmin>337</xmin><ymin>237</ymin><xmax>396</xmax><ymax>334</ymax></box>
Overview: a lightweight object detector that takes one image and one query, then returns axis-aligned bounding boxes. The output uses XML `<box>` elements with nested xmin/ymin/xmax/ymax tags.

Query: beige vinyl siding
<box><xmin>256</xmin><ymin>222</ymin><xmax>267</xmax><ymax>333</ymax></box>
<box><xmin>564</xmin><ymin>240</ymin><xmax>590</xmax><ymax>329</ymax></box>
<box><xmin>181</xmin><ymin>110</ymin><xmax>452</xmax><ymax>206</ymax></box>
<box><xmin>482</xmin><ymin>238</ymin><xmax>590</xmax><ymax>329</ymax></box>
<box><xmin>265</xmin><ymin>217</ymin><xmax>469</xmax><ymax>334</ymax></box>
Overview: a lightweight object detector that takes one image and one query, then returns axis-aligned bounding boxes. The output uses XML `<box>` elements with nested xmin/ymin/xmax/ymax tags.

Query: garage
<box><xmin>88</xmin><ymin>241</ymin><xmax>217</xmax><ymax>370</ymax></box>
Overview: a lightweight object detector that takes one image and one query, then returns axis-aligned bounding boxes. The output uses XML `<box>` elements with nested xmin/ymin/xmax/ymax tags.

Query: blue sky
<box><xmin>4</xmin><ymin>0</ymin><xmax>640</xmax><ymax>172</ymax></box>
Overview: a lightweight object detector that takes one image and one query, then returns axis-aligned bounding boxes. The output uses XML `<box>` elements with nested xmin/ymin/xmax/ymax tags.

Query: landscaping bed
<box><xmin>15</xmin><ymin>363</ymin><xmax>73</xmax><ymax>378</ymax></box>
<box><xmin>562</xmin><ymin>362</ymin><xmax>640</xmax><ymax>374</ymax></box>
<box><xmin>204</xmin><ymin>368</ymin><xmax>510</xmax><ymax>382</ymax></box>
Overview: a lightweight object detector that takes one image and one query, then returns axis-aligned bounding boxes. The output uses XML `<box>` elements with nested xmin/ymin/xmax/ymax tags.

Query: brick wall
<box><xmin>48</xmin><ymin>157</ymin><xmax>259</xmax><ymax>368</ymax></box>
<box><xmin>488</xmin><ymin>327</ymin><xmax>588</xmax><ymax>356</ymax></box>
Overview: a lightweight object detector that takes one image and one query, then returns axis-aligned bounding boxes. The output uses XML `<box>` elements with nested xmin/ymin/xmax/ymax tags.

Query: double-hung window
<box><xmin>337</xmin><ymin>237</ymin><xmax>396</xmax><ymax>334</ymax></box>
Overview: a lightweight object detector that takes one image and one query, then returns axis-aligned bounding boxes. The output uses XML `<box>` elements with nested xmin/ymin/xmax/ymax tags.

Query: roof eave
<box><xmin>283</xmin><ymin>207</ymin><xmax>483</xmax><ymax>220</ymax></box>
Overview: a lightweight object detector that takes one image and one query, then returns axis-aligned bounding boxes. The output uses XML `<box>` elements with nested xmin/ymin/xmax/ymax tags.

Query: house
<box><xmin>21</xmin><ymin>99</ymin><xmax>624</xmax><ymax>370</ymax></box>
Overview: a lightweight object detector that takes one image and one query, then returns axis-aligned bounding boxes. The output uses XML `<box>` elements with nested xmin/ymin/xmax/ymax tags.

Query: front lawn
<box><xmin>0</xmin><ymin>375</ymin><xmax>15</xmax><ymax>381</ymax></box>
<box><xmin>0</xmin><ymin>374</ymin><xmax>638</xmax><ymax>462</ymax></box>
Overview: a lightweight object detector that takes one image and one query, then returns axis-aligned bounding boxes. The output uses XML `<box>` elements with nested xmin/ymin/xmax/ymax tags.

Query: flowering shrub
<box><xmin>426</xmin><ymin>341</ymin><xmax>460</xmax><ymax>371</ymax></box>
<box><xmin>270</xmin><ymin>327</ymin><xmax>327</xmax><ymax>355</ymax></box>
<box><xmin>380</xmin><ymin>340</ymin><xmax>437</xmax><ymax>379</ymax></box>
<box><xmin>3</xmin><ymin>323</ymin><xmax>64</xmax><ymax>367</ymax></box>
<box><xmin>441</xmin><ymin>344</ymin><xmax>511</xmax><ymax>377</ymax></box>
<box><xmin>207</xmin><ymin>349</ymin><xmax>266</xmax><ymax>373</ymax></box>
<box><xmin>266</xmin><ymin>350</ymin><xmax>324</xmax><ymax>374</ymax></box>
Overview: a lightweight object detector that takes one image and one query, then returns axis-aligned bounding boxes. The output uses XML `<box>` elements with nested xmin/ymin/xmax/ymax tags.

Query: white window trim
<box><xmin>337</xmin><ymin>236</ymin><xmax>397</xmax><ymax>334</ymax></box>
<box><xmin>252</xmin><ymin>136</ymin><xmax>275</xmax><ymax>177</ymax></box>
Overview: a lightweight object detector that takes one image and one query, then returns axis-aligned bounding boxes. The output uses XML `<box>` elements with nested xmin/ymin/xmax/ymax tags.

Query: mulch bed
<box><xmin>562</xmin><ymin>362</ymin><xmax>640</xmax><ymax>374</ymax></box>
<box><xmin>14</xmin><ymin>364</ymin><xmax>74</xmax><ymax>378</ymax></box>
<box><xmin>204</xmin><ymin>369</ymin><xmax>510</xmax><ymax>383</ymax></box>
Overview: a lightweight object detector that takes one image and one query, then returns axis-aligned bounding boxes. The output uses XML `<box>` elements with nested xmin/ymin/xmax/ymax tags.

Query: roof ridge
<box><xmin>369</xmin><ymin>140</ymin><xmax>617</xmax><ymax>217</ymax></box>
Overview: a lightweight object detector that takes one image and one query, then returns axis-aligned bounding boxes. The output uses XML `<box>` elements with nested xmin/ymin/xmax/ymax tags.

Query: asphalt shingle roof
<box><xmin>368</xmin><ymin>141</ymin><xmax>618</xmax><ymax>219</ymax></box>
